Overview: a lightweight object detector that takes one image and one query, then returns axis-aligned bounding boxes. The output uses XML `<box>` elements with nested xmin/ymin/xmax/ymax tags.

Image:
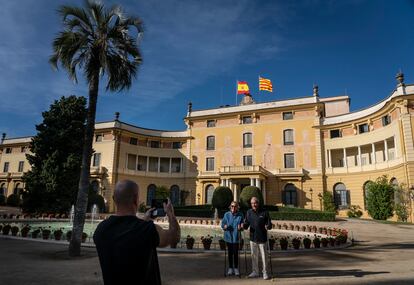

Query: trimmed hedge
<box><xmin>212</xmin><ymin>186</ymin><xmax>233</xmax><ymax>210</ymax></box>
<box><xmin>269</xmin><ymin>211</ymin><xmax>335</xmax><ymax>221</ymax></box>
<box><xmin>240</xmin><ymin>186</ymin><xmax>263</xmax><ymax>209</ymax></box>
<box><xmin>6</xmin><ymin>194</ymin><xmax>21</xmax><ymax>207</ymax></box>
<box><xmin>174</xmin><ymin>208</ymin><xmax>226</xmax><ymax>218</ymax></box>
<box><xmin>0</xmin><ymin>195</ymin><xmax>6</xmax><ymax>206</ymax></box>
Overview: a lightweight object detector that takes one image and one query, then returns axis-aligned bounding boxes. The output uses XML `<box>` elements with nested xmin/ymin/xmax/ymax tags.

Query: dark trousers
<box><xmin>226</xmin><ymin>242</ymin><xmax>239</xmax><ymax>268</ymax></box>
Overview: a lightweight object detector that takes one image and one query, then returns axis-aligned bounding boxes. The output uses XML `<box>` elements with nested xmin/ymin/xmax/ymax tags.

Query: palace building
<box><xmin>1</xmin><ymin>73</ymin><xmax>413</xmax><ymax>219</ymax></box>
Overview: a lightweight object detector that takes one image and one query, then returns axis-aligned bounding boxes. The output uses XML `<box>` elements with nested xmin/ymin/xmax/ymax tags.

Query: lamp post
<box><xmin>318</xmin><ymin>193</ymin><xmax>323</xmax><ymax>211</ymax></box>
<box><xmin>309</xmin><ymin>188</ymin><xmax>314</xmax><ymax>210</ymax></box>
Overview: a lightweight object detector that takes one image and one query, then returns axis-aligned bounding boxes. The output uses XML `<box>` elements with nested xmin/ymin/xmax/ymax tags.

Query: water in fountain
<box><xmin>91</xmin><ymin>204</ymin><xmax>98</xmax><ymax>226</ymax></box>
<box><xmin>70</xmin><ymin>205</ymin><xmax>75</xmax><ymax>226</ymax></box>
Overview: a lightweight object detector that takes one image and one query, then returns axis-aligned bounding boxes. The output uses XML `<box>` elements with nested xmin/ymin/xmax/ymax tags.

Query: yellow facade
<box><xmin>1</xmin><ymin>74</ymin><xmax>414</xmax><ymax>221</ymax></box>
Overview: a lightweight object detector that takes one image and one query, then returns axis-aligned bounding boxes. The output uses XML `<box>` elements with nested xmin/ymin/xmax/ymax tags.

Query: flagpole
<box><xmin>258</xmin><ymin>75</ymin><xmax>260</xmax><ymax>103</ymax></box>
<box><xmin>235</xmin><ymin>80</ymin><xmax>238</xmax><ymax>105</ymax></box>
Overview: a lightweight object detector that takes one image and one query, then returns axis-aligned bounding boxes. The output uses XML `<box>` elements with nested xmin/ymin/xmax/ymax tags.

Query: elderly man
<box><xmin>93</xmin><ymin>180</ymin><xmax>180</xmax><ymax>285</ymax></box>
<box><xmin>243</xmin><ymin>196</ymin><xmax>272</xmax><ymax>280</ymax></box>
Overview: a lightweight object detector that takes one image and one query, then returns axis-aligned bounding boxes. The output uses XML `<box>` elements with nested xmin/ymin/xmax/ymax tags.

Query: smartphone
<box><xmin>150</xmin><ymin>199</ymin><xmax>168</xmax><ymax>218</ymax></box>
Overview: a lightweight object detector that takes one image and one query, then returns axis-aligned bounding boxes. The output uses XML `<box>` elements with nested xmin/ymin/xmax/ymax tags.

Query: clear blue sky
<box><xmin>1</xmin><ymin>0</ymin><xmax>414</xmax><ymax>137</ymax></box>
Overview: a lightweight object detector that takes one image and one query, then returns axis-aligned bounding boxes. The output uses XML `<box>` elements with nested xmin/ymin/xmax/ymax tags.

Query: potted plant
<box><xmin>219</xmin><ymin>238</ymin><xmax>226</xmax><ymax>250</ymax></box>
<box><xmin>201</xmin><ymin>235</ymin><xmax>212</xmax><ymax>250</ymax></box>
<box><xmin>278</xmin><ymin>237</ymin><xmax>288</xmax><ymax>250</ymax></box>
<box><xmin>328</xmin><ymin>237</ymin><xmax>335</xmax><ymax>247</ymax></box>
<box><xmin>303</xmin><ymin>237</ymin><xmax>312</xmax><ymax>249</ymax></box>
<box><xmin>186</xmin><ymin>235</ymin><xmax>195</xmax><ymax>250</ymax></box>
<box><xmin>11</xmin><ymin>226</ymin><xmax>19</xmax><ymax>236</ymax></box>
<box><xmin>292</xmin><ymin>237</ymin><xmax>301</xmax><ymax>249</ymax></box>
<box><xmin>0</xmin><ymin>225</ymin><xmax>3</xmax><ymax>233</ymax></box>
<box><xmin>2</xmin><ymin>224</ymin><xmax>11</xmax><ymax>235</ymax></box>
<box><xmin>82</xmin><ymin>232</ymin><xmax>88</xmax><ymax>243</ymax></box>
<box><xmin>53</xmin><ymin>229</ymin><xmax>63</xmax><ymax>240</ymax></box>
<box><xmin>313</xmin><ymin>237</ymin><xmax>321</xmax><ymax>248</ymax></box>
<box><xmin>42</xmin><ymin>228</ymin><xmax>51</xmax><ymax>240</ymax></box>
<box><xmin>32</xmin><ymin>229</ymin><xmax>41</xmax><ymax>239</ymax></box>
<box><xmin>268</xmin><ymin>236</ymin><xmax>276</xmax><ymax>250</ymax></box>
<box><xmin>21</xmin><ymin>225</ymin><xmax>31</xmax><ymax>237</ymax></box>
<box><xmin>66</xmin><ymin>230</ymin><xmax>72</xmax><ymax>241</ymax></box>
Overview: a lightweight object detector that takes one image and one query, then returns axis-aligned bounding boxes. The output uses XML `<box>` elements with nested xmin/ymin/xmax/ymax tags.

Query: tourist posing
<box><xmin>93</xmin><ymin>180</ymin><xmax>180</xmax><ymax>285</ymax></box>
<box><xmin>221</xmin><ymin>201</ymin><xmax>244</xmax><ymax>276</ymax></box>
<box><xmin>243</xmin><ymin>196</ymin><xmax>272</xmax><ymax>280</ymax></box>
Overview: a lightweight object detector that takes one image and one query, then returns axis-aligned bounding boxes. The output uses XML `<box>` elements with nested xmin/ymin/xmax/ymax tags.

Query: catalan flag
<box><xmin>259</xmin><ymin>76</ymin><xmax>273</xmax><ymax>92</ymax></box>
<box><xmin>237</xmin><ymin>81</ymin><xmax>250</xmax><ymax>95</ymax></box>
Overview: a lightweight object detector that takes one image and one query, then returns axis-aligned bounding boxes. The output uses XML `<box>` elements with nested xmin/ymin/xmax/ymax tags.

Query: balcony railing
<box><xmin>219</xmin><ymin>165</ymin><xmax>265</xmax><ymax>173</ymax></box>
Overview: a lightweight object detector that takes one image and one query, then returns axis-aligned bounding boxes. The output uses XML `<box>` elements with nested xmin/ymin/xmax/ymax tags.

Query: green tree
<box><xmin>240</xmin><ymin>186</ymin><xmax>263</xmax><ymax>209</ymax></box>
<box><xmin>211</xmin><ymin>186</ymin><xmax>233</xmax><ymax>210</ymax></box>
<box><xmin>155</xmin><ymin>185</ymin><xmax>170</xmax><ymax>199</ymax></box>
<box><xmin>322</xmin><ymin>191</ymin><xmax>336</xmax><ymax>212</ymax></box>
<box><xmin>22</xmin><ymin>96</ymin><xmax>87</xmax><ymax>213</ymax></box>
<box><xmin>50</xmin><ymin>1</ymin><xmax>143</xmax><ymax>256</ymax></box>
<box><xmin>366</xmin><ymin>176</ymin><xmax>395</xmax><ymax>220</ymax></box>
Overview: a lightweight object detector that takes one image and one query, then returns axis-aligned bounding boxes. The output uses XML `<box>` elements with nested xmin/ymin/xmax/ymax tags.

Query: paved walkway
<box><xmin>1</xmin><ymin>218</ymin><xmax>414</xmax><ymax>284</ymax></box>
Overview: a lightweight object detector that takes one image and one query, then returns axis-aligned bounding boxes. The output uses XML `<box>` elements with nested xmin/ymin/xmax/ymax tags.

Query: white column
<box><xmin>146</xmin><ymin>156</ymin><xmax>149</xmax><ymax>172</ymax></box>
<box><xmin>343</xmin><ymin>148</ymin><xmax>348</xmax><ymax>167</ymax></box>
<box><xmin>228</xmin><ymin>180</ymin><xmax>233</xmax><ymax>190</ymax></box>
<box><xmin>255</xmin><ymin>178</ymin><xmax>261</xmax><ymax>189</ymax></box>
<box><xmin>358</xmin><ymin>146</ymin><xmax>362</xmax><ymax>166</ymax></box>
<box><xmin>372</xmin><ymin>143</ymin><xmax>376</xmax><ymax>164</ymax></box>
<box><xmin>169</xmin><ymin>158</ymin><xmax>172</xmax><ymax>174</ymax></box>
<box><xmin>384</xmin><ymin>139</ymin><xmax>389</xmax><ymax>161</ymax></box>
<box><xmin>220</xmin><ymin>179</ymin><xmax>224</xmax><ymax>187</ymax></box>
<box><xmin>328</xmin><ymin>149</ymin><xmax>332</xmax><ymax>168</ymax></box>
<box><xmin>157</xmin><ymin>157</ymin><xmax>160</xmax><ymax>172</ymax></box>
<box><xmin>250</xmin><ymin>178</ymin><xmax>254</xmax><ymax>186</ymax></box>
<box><xmin>233</xmin><ymin>184</ymin><xmax>238</xmax><ymax>201</ymax></box>
<box><xmin>262</xmin><ymin>180</ymin><xmax>267</xmax><ymax>204</ymax></box>
<box><xmin>224</xmin><ymin>179</ymin><xmax>228</xmax><ymax>187</ymax></box>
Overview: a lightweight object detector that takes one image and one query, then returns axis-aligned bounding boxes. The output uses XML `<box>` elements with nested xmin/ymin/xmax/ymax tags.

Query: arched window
<box><xmin>243</xmin><ymin>132</ymin><xmax>252</xmax><ymax>148</ymax></box>
<box><xmin>282</xmin><ymin>183</ymin><xmax>297</xmax><ymax>206</ymax></box>
<box><xmin>334</xmin><ymin>183</ymin><xmax>350</xmax><ymax>209</ymax></box>
<box><xmin>90</xmin><ymin>180</ymin><xmax>100</xmax><ymax>194</ymax></box>
<box><xmin>170</xmin><ymin>185</ymin><xmax>180</xmax><ymax>206</ymax></box>
<box><xmin>13</xmin><ymin>183</ymin><xmax>22</xmax><ymax>196</ymax></box>
<box><xmin>205</xmin><ymin>184</ymin><xmax>214</xmax><ymax>204</ymax></box>
<box><xmin>206</xmin><ymin>136</ymin><xmax>215</xmax><ymax>150</ymax></box>
<box><xmin>283</xmin><ymin>129</ymin><xmax>294</xmax><ymax>145</ymax></box>
<box><xmin>0</xmin><ymin>183</ymin><xmax>6</xmax><ymax>196</ymax></box>
<box><xmin>146</xmin><ymin>184</ymin><xmax>156</xmax><ymax>205</ymax></box>
<box><xmin>363</xmin><ymin>181</ymin><xmax>373</xmax><ymax>210</ymax></box>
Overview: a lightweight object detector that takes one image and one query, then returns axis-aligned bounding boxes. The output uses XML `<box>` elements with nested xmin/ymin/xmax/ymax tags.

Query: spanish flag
<box><xmin>237</xmin><ymin>81</ymin><xmax>250</xmax><ymax>95</ymax></box>
<box><xmin>259</xmin><ymin>76</ymin><xmax>273</xmax><ymax>92</ymax></box>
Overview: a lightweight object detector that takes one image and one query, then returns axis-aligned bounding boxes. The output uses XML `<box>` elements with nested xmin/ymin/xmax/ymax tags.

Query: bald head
<box><xmin>113</xmin><ymin>180</ymin><xmax>139</xmax><ymax>208</ymax></box>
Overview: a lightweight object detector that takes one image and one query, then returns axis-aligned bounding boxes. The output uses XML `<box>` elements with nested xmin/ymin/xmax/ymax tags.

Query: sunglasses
<box><xmin>230</xmin><ymin>205</ymin><xmax>238</xmax><ymax>208</ymax></box>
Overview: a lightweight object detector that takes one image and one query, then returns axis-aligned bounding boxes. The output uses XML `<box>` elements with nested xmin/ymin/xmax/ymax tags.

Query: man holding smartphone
<box><xmin>93</xmin><ymin>180</ymin><xmax>180</xmax><ymax>285</ymax></box>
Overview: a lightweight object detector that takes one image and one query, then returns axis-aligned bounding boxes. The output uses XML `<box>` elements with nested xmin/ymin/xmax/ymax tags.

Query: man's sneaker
<box><xmin>263</xmin><ymin>273</ymin><xmax>271</xmax><ymax>280</ymax></box>
<box><xmin>248</xmin><ymin>272</ymin><xmax>259</xmax><ymax>278</ymax></box>
<box><xmin>234</xmin><ymin>268</ymin><xmax>240</xmax><ymax>276</ymax></box>
<box><xmin>227</xmin><ymin>268</ymin><xmax>234</xmax><ymax>276</ymax></box>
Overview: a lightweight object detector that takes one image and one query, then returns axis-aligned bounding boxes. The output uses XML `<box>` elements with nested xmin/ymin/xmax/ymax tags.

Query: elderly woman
<box><xmin>221</xmin><ymin>201</ymin><xmax>244</xmax><ymax>276</ymax></box>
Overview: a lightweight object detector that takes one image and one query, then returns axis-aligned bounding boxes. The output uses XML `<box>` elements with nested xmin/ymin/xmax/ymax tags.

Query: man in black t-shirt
<box><xmin>93</xmin><ymin>180</ymin><xmax>180</xmax><ymax>285</ymax></box>
<box><xmin>243</xmin><ymin>196</ymin><xmax>272</xmax><ymax>280</ymax></box>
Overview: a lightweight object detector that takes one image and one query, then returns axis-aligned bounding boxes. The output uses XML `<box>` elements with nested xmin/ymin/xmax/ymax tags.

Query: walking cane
<box><xmin>267</xmin><ymin>232</ymin><xmax>273</xmax><ymax>278</ymax></box>
<box><xmin>237</xmin><ymin>229</ymin><xmax>242</xmax><ymax>279</ymax></box>
<box><xmin>224</xmin><ymin>237</ymin><xmax>227</xmax><ymax>277</ymax></box>
<box><xmin>243</xmin><ymin>230</ymin><xmax>248</xmax><ymax>276</ymax></box>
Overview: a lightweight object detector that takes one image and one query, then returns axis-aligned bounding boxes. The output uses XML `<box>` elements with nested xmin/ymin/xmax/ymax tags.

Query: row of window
<box><xmin>330</xmin><ymin>115</ymin><xmax>392</xmax><ymax>139</ymax></box>
<box><xmin>1</xmin><ymin>147</ymin><xmax>26</xmax><ymax>154</ymax></box>
<box><xmin>0</xmin><ymin>182</ymin><xmax>23</xmax><ymax>196</ymax></box>
<box><xmin>205</xmin><ymin>153</ymin><xmax>295</xmax><ymax>171</ymax></box>
<box><xmin>206</xmin><ymin>112</ymin><xmax>294</xmax><ymax>128</ymax></box>
<box><xmin>2</xmin><ymin>161</ymin><xmax>24</xmax><ymax>173</ymax></box>
<box><xmin>126</xmin><ymin>154</ymin><xmax>182</xmax><ymax>173</ymax></box>
<box><xmin>95</xmin><ymin>134</ymin><xmax>183</xmax><ymax>149</ymax></box>
<box><xmin>206</xmin><ymin>130</ymin><xmax>294</xmax><ymax>150</ymax></box>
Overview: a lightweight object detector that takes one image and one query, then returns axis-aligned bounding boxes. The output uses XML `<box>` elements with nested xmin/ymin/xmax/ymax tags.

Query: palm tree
<box><xmin>50</xmin><ymin>0</ymin><xmax>143</xmax><ymax>256</ymax></box>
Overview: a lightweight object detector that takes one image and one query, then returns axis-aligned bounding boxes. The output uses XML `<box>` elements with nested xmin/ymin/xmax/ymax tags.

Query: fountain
<box><xmin>91</xmin><ymin>204</ymin><xmax>98</xmax><ymax>226</ymax></box>
<box><xmin>70</xmin><ymin>205</ymin><xmax>75</xmax><ymax>226</ymax></box>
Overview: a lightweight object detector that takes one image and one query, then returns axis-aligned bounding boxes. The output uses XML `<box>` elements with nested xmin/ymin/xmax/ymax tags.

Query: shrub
<box><xmin>279</xmin><ymin>237</ymin><xmax>288</xmax><ymax>250</ymax></box>
<box><xmin>0</xmin><ymin>194</ymin><xmax>6</xmax><ymax>205</ymax></box>
<box><xmin>347</xmin><ymin>205</ymin><xmax>363</xmax><ymax>218</ymax></box>
<box><xmin>366</xmin><ymin>176</ymin><xmax>394</xmax><ymax>220</ymax></box>
<box><xmin>2</xmin><ymin>224</ymin><xmax>11</xmax><ymax>235</ymax></box>
<box><xmin>138</xmin><ymin>202</ymin><xmax>147</xmax><ymax>213</ymax></box>
<box><xmin>32</xmin><ymin>228</ymin><xmax>41</xmax><ymax>238</ymax></box>
<box><xmin>211</xmin><ymin>186</ymin><xmax>233</xmax><ymax>210</ymax></box>
<box><xmin>186</xmin><ymin>235</ymin><xmax>195</xmax><ymax>249</ymax></box>
<box><xmin>21</xmin><ymin>225</ymin><xmax>31</xmax><ymax>237</ymax></box>
<box><xmin>239</xmin><ymin>186</ymin><xmax>263</xmax><ymax>209</ymax></box>
<box><xmin>322</xmin><ymin>192</ymin><xmax>336</xmax><ymax>212</ymax></box>
<box><xmin>395</xmin><ymin>204</ymin><xmax>409</xmax><ymax>222</ymax></box>
<box><xmin>6</xmin><ymin>194</ymin><xmax>21</xmax><ymax>207</ymax></box>
<box><xmin>11</xmin><ymin>226</ymin><xmax>19</xmax><ymax>236</ymax></box>
<box><xmin>53</xmin><ymin>229</ymin><xmax>63</xmax><ymax>240</ymax></box>
<box><xmin>155</xmin><ymin>186</ymin><xmax>169</xmax><ymax>199</ymax></box>
<box><xmin>292</xmin><ymin>237</ymin><xmax>301</xmax><ymax>249</ymax></box>
<box><xmin>313</xmin><ymin>237</ymin><xmax>321</xmax><ymax>248</ymax></box>
<box><xmin>303</xmin><ymin>237</ymin><xmax>312</xmax><ymax>249</ymax></box>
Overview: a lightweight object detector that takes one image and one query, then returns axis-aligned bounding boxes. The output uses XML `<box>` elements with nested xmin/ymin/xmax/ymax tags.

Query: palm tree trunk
<box><xmin>69</xmin><ymin>70</ymin><xmax>100</xmax><ymax>256</ymax></box>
